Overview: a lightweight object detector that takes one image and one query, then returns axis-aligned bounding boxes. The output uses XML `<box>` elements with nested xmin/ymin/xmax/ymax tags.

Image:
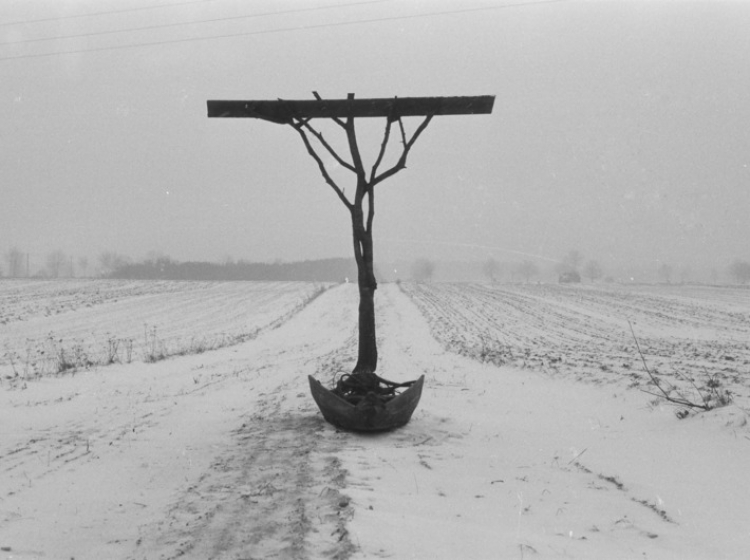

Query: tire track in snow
<box><xmin>146</xmin><ymin>394</ymin><xmax>355</xmax><ymax>560</ymax></box>
<box><xmin>127</xmin><ymin>285</ymin><xmax>363</xmax><ymax>560</ymax></box>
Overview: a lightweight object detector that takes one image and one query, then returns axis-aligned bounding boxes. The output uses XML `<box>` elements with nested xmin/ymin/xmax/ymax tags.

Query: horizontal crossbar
<box><xmin>207</xmin><ymin>95</ymin><xmax>495</xmax><ymax>123</ymax></box>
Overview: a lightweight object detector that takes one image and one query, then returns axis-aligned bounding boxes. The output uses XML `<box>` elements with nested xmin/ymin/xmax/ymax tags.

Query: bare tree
<box><xmin>517</xmin><ymin>260</ymin><xmax>539</xmax><ymax>283</ymax></box>
<box><xmin>77</xmin><ymin>256</ymin><xmax>89</xmax><ymax>278</ymax></box>
<box><xmin>411</xmin><ymin>258</ymin><xmax>436</xmax><ymax>282</ymax></box>
<box><xmin>98</xmin><ymin>251</ymin><xmax>130</xmax><ymax>277</ymax></box>
<box><xmin>728</xmin><ymin>259</ymin><xmax>750</xmax><ymax>284</ymax></box>
<box><xmin>561</xmin><ymin>249</ymin><xmax>583</xmax><ymax>273</ymax></box>
<box><xmin>583</xmin><ymin>259</ymin><xmax>603</xmax><ymax>282</ymax></box>
<box><xmin>285</xmin><ymin>97</ymin><xmax>436</xmax><ymax>377</ymax></box>
<box><xmin>46</xmin><ymin>250</ymin><xmax>67</xmax><ymax>278</ymax></box>
<box><xmin>207</xmin><ymin>93</ymin><xmax>494</xmax><ymax>430</ymax></box>
<box><xmin>679</xmin><ymin>264</ymin><xmax>692</xmax><ymax>284</ymax></box>
<box><xmin>5</xmin><ymin>247</ymin><xmax>24</xmax><ymax>277</ymax></box>
<box><xmin>658</xmin><ymin>262</ymin><xmax>673</xmax><ymax>284</ymax></box>
<box><xmin>482</xmin><ymin>257</ymin><xmax>503</xmax><ymax>283</ymax></box>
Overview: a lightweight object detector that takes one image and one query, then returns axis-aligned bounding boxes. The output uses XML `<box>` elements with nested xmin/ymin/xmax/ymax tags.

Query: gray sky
<box><xmin>1</xmin><ymin>0</ymin><xmax>749</xmax><ymax>273</ymax></box>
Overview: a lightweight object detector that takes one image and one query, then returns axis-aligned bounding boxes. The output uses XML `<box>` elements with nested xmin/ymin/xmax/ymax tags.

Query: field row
<box><xmin>0</xmin><ymin>280</ymin><xmax>329</xmax><ymax>384</ymax></box>
<box><xmin>0</xmin><ymin>279</ymin><xmax>209</xmax><ymax>324</ymax></box>
<box><xmin>400</xmin><ymin>282</ymin><xmax>750</xmax><ymax>408</ymax></box>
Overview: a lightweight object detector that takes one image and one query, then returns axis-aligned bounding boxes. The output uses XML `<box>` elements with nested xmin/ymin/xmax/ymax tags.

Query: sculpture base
<box><xmin>308</xmin><ymin>375</ymin><xmax>425</xmax><ymax>432</ymax></box>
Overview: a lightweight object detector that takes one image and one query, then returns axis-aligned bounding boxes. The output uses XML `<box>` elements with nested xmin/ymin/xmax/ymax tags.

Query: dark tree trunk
<box><xmin>351</xmin><ymin>196</ymin><xmax>377</xmax><ymax>375</ymax></box>
<box><xmin>354</xmin><ymin>282</ymin><xmax>377</xmax><ymax>374</ymax></box>
<box><xmin>287</xmin><ymin>99</ymin><xmax>434</xmax><ymax>393</ymax></box>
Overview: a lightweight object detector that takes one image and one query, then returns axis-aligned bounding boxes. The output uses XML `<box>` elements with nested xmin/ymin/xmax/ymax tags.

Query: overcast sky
<box><xmin>1</xmin><ymin>0</ymin><xmax>748</xmax><ymax>274</ymax></box>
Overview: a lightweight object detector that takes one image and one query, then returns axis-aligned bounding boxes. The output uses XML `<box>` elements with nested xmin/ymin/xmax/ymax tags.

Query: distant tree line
<box><xmin>478</xmin><ymin>251</ymin><xmax>750</xmax><ymax>286</ymax></box>
<box><xmin>410</xmin><ymin>258</ymin><xmax>436</xmax><ymax>282</ymax></box>
<box><xmin>0</xmin><ymin>248</ymin><xmax>359</xmax><ymax>281</ymax></box>
<box><xmin>481</xmin><ymin>250</ymin><xmax>605</xmax><ymax>284</ymax></box>
<box><xmin>729</xmin><ymin>259</ymin><xmax>750</xmax><ymax>284</ymax></box>
<box><xmin>3</xmin><ymin>246</ymin><xmax>750</xmax><ymax>285</ymax></box>
<box><xmin>107</xmin><ymin>256</ymin><xmax>358</xmax><ymax>282</ymax></box>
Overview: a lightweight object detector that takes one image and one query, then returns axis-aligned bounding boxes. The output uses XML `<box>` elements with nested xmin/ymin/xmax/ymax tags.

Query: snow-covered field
<box><xmin>1</xmin><ymin>280</ymin><xmax>327</xmax><ymax>380</ymax></box>
<box><xmin>400</xmin><ymin>282</ymin><xmax>750</xmax><ymax>407</ymax></box>
<box><xmin>1</xmin><ymin>280</ymin><xmax>749</xmax><ymax>559</ymax></box>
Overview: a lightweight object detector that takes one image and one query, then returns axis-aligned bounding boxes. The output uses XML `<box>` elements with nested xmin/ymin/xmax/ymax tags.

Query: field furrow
<box><xmin>1</xmin><ymin>280</ymin><xmax>330</xmax><ymax>382</ymax></box>
<box><xmin>400</xmin><ymin>282</ymin><xmax>750</xmax><ymax>406</ymax></box>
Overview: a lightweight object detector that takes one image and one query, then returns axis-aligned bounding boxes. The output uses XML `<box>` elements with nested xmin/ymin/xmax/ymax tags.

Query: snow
<box><xmin>1</xmin><ymin>280</ymin><xmax>749</xmax><ymax>559</ymax></box>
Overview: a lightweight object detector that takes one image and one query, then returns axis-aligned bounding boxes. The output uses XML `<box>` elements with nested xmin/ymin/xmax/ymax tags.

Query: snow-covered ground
<box><xmin>1</xmin><ymin>280</ymin><xmax>748</xmax><ymax>559</ymax></box>
<box><xmin>1</xmin><ymin>280</ymin><xmax>327</xmax><ymax>380</ymax></box>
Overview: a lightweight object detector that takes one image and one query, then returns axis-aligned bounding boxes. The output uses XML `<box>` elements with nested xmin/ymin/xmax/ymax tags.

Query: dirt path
<box><xmin>132</xmin><ymin>384</ymin><xmax>354</xmax><ymax>560</ymax></box>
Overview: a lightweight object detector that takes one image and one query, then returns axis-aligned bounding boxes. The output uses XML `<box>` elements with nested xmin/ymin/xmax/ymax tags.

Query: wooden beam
<box><xmin>207</xmin><ymin>95</ymin><xmax>495</xmax><ymax>123</ymax></box>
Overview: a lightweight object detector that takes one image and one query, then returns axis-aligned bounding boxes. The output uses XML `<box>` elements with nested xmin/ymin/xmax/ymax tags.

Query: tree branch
<box><xmin>312</xmin><ymin>91</ymin><xmax>346</xmax><ymax>129</ymax></box>
<box><xmin>371</xmin><ymin>114</ymin><xmax>433</xmax><ymax>187</ymax></box>
<box><xmin>341</xmin><ymin>94</ymin><xmax>367</xmax><ymax>192</ymax></box>
<box><xmin>366</xmin><ymin>187</ymin><xmax>374</xmax><ymax>235</ymax></box>
<box><xmin>298</xmin><ymin>119</ymin><xmax>356</xmax><ymax>173</ymax></box>
<box><xmin>397</xmin><ymin>116</ymin><xmax>408</xmax><ymax>146</ymax></box>
<box><xmin>291</xmin><ymin>120</ymin><xmax>352</xmax><ymax>210</ymax></box>
<box><xmin>345</xmin><ymin>118</ymin><xmax>367</xmax><ymax>188</ymax></box>
<box><xmin>628</xmin><ymin>320</ymin><xmax>711</xmax><ymax>412</ymax></box>
<box><xmin>369</xmin><ymin>117</ymin><xmax>393</xmax><ymax>183</ymax></box>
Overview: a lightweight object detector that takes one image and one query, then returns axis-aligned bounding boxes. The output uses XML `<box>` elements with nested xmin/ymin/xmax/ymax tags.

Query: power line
<box><xmin>0</xmin><ymin>0</ymin><xmax>215</xmax><ymax>27</ymax></box>
<box><xmin>0</xmin><ymin>0</ymin><xmax>389</xmax><ymax>46</ymax></box>
<box><xmin>0</xmin><ymin>0</ymin><xmax>568</xmax><ymax>63</ymax></box>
